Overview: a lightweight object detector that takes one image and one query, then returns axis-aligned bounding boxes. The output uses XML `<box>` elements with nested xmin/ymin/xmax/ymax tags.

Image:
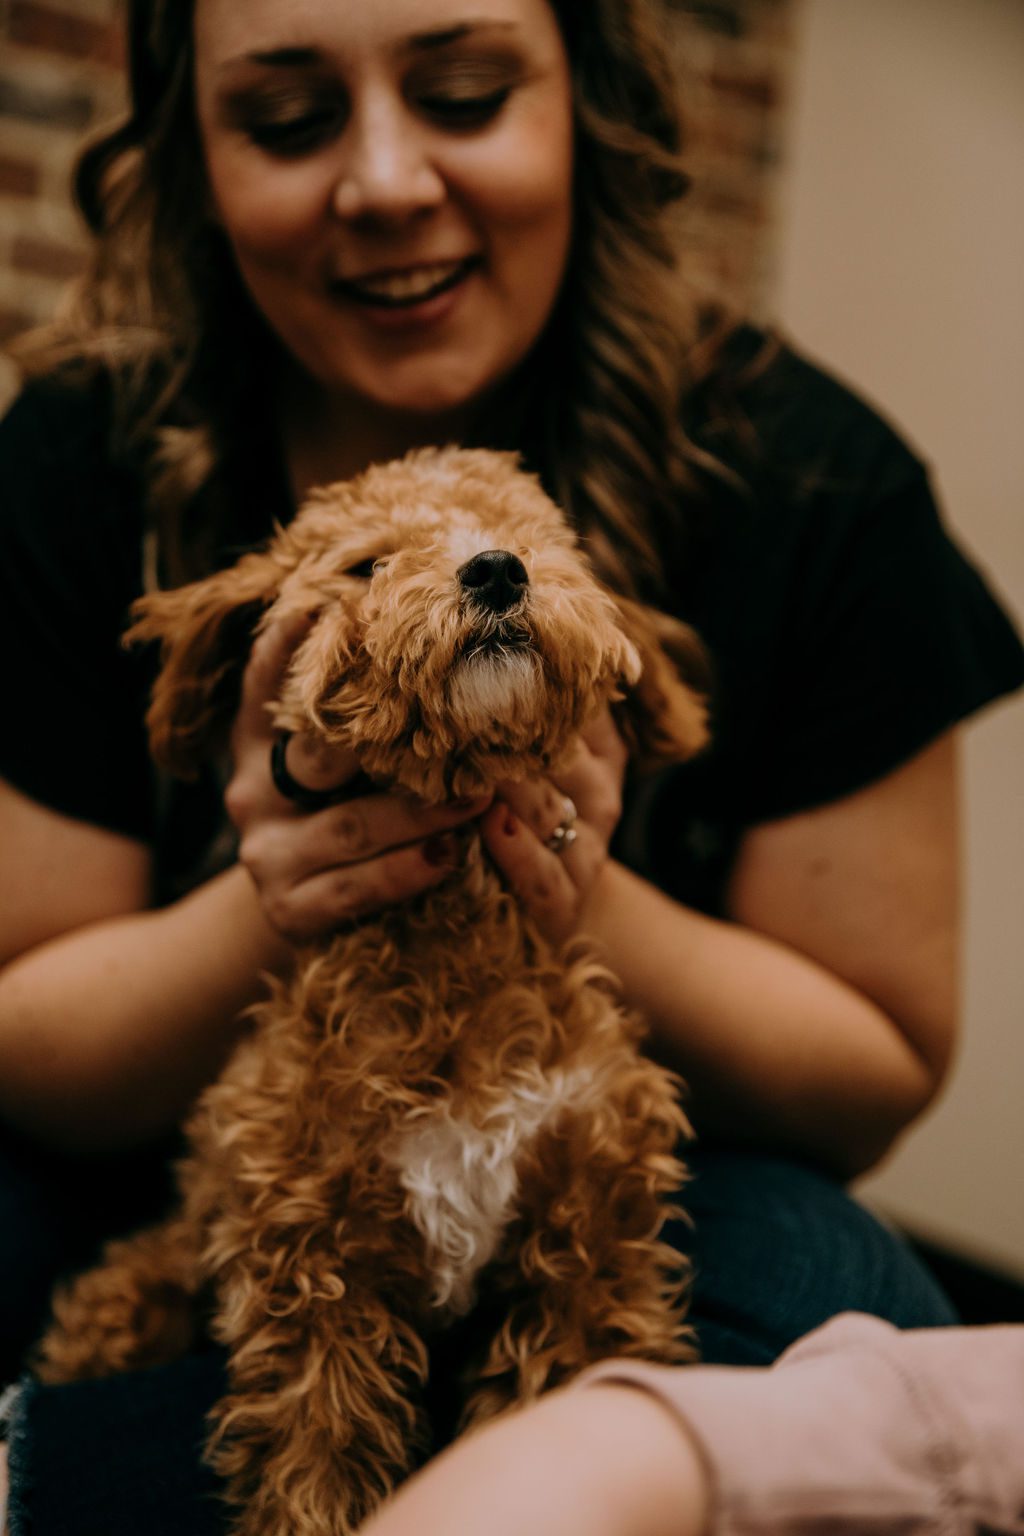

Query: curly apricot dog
<box><xmin>37</xmin><ymin>449</ymin><xmax>707</xmax><ymax>1536</ymax></box>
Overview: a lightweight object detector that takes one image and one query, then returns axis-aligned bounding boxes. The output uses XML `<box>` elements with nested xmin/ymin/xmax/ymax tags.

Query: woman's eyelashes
<box><xmin>247</xmin><ymin>106</ymin><xmax>343</xmax><ymax>155</ymax></box>
<box><xmin>225</xmin><ymin>82</ymin><xmax>342</xmax><ymax>154</ymax></box>
<box><xmin>416</xmin><ymin>86</ymin><xmax>511</xmax><ymax>128</ymax></box>
<box><xmin>413</xmin><ymin>60</ymin><xmax>520</xmax><ymax>126</ymax></box>
<box><xmin>234</xmin><ymin>68</ymin><xmax>518</xmax><ymax>156</ymax></box>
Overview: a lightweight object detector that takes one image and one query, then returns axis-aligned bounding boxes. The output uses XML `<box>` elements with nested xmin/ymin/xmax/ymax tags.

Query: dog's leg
<box><xmin>462</xmin><ymin>1069</ymin><xmax>694</xmax><ymax>1429</ymax></box>
<box><xmin>34</xmin><ymin>1216</ymin><xmax>204</xmax><ymax>1382</ymax></box>
<box><xmin>206</xmin><ymin>1251</ymin><xmax>428</xmax><ymax>1536</ymax></box>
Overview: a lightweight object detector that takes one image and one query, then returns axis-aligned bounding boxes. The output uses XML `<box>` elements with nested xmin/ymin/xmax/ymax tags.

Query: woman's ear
<box><xmin>125</xmin><ymin>549</ymin><xmax>284</xmax><ymax>777</ymax></box>
<box><xmin>611</xmin><ymin>596</ymin><xmax>711</xmax><ymax>769</ymax></box>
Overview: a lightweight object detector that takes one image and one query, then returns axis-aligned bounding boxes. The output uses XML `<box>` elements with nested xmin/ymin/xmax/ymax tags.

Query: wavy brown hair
<box><xmin>14</xmin><ymin>0</ymin><xmax>736</xmax><ymax>601</ymax></box>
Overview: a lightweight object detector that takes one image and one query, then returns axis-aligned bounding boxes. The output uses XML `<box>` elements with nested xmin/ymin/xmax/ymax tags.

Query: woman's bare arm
<box><xmin>584</xmin><ymin>733</ymin><xmax>959</xmax><ymax>1178</ymax></box>
<box><xmin>0</xmin><ymin>779</ymin><xmax>289</xmax><ymax>1148</ymax></box>
<box><xmin>360</xmin><ymin>1383</ymin><xmax>710</xmax><ymax>1536</ymax></box>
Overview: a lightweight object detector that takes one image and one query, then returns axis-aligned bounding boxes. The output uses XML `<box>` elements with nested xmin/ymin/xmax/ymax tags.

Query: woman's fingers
<box><xmin>227</xmin><ymin>612</ymin><xmax>359</xmax><ymax>820</ymax></box>
<box><xmin>496</xmin><ymin>777</ymin><xmax>580</xmax><ymax>852</ymax></box>
<box><xmin>562</xmin><ymin>716</ymin><xmax>627</xmax><ymax>840</ymax></box>
<box><xmin>481</xmin><ymin>798</ymin><xmax>604</xmax><ymax>947</ymax></box>
<box><xmin>234</xmin><ymin>609</ymin><xmax>313</xmax><ymax>746</ymax></box>
<box><xmin>281</xmin><ymin>731</ymin><xmax>361</xmax><ymax>798</ymax></box>
<box><xmin>237</xmin><ymin>790</ymin><xmax>492</xmax><ymax>941</ymax></box>
<box><xmin>481</xmin><ymin>713</ymin><xmax>628</xmax><ymax>944</ymax></box>
<box><xmin>262</xmin><ymin>835</ymin><xmax>469</xmax><ymax>941</ymax></box>
<box><xmin>244</xmin><ymin>612</ymin><xmax>359</xmax><ymax>797</ymax></box>
<box><xmin>242</xmin><ymin>791</ymin><xmax>492</xmax><ymax>884</ymax></box>
<box><xmin>229</xmin><ymin>634</ymin><xmax>627</xmax><ymax>944</ymax></box>
<box><xmin>225</xmin><ymin>609</ymin><xmax>498</xmax><ymax>940</ymax></box>
<box><xmin>581</xmin><ymin>706</ymin><xmax>630</xmax><ymax>768</ymax></box>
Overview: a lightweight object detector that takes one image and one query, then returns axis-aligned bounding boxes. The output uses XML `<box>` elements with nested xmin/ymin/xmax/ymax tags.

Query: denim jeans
<box><xmin>0</xmin><ymin>1125</ymin><xmax>180</xmax><ymax>1387</ymax></box>
<box><xmin>673</xmin><ymin>1143</ymin><xmax>956</xmax><ymax>1364</ymax></box>
<box><xmin>3</xmin><ymin>1139</ymin><xmax>956</xmax><ymax>1535</ymax></box>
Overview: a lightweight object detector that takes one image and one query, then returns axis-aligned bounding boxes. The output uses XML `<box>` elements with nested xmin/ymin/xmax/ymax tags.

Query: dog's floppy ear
<box><xmin>611</xmin><ymin>597</ymin><xmax>711</xmax><ymax>769</ymax></box>
<box><xmin>125</xmin><ymin>548</ymin><xmax>285</xmax><ymax>777</ymax></box>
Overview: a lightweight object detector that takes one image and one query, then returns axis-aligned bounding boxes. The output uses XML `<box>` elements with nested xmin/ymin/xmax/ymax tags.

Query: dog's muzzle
<box><xmin>457</xmin><ymin>550</ymin><xmax>529</xmax><ymax>616</ymax></box>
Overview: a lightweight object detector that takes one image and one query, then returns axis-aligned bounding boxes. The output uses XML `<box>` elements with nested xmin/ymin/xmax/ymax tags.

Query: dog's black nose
<box><xmin>457</xmin><ymin>550</ymin><xmax>529</xmax><ymax>615</ymax></box>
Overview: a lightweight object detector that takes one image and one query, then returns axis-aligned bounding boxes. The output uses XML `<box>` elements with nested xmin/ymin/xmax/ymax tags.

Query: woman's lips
<box><xmin>333</xmin><ymin>257</ymin><xmax>480</xmax><ymax>310</ymax></box>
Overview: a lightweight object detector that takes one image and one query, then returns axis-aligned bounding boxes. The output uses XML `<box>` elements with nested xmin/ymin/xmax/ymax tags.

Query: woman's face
<box><xmin>193</xmin><ymin>0</ymin><xmax>574</xmax><ymax>428</ymax></box>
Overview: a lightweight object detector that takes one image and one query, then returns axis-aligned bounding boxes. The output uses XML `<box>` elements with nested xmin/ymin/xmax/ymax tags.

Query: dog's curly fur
<box><xmin>37</xmin><ymin>448</ymin><xmax>708</xmax><ymax>1536</ymax></box>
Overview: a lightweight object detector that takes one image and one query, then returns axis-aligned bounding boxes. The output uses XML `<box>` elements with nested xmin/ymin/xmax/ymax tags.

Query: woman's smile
<box><xmin>324</xmin><ymin>261</ymin><xmax>479</xmax><ymax>338</ymax></box>
<box><xmin>333</xmin><ymin>256</ymin><xmax>480</xmax><ymax>308</ymax></box>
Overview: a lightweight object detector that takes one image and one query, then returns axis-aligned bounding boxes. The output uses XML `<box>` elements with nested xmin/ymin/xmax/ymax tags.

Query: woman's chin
<box><xmin>317</xmin><ymin>372</ymin><xmax>489</xmax><ymax>437</ymax></box>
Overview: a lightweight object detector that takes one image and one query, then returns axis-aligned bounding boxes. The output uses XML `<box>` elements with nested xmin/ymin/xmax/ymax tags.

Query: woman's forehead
<box><xmin>192</xmin><ymin>0</ymin><xmax>560</xmax><ymax>68</ymax></box>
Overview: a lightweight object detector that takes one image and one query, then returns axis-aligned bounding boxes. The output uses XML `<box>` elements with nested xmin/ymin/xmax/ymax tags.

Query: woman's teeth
<box><xmin>340</xmin><ymin>260</ymin><xmax>473</xmax><ymax>307</ymax></box>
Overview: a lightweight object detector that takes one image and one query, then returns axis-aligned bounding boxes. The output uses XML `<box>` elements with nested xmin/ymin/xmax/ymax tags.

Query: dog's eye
<box><xmin>344</xmin><ymin>558</ymin><xmax>380</xmax><ymax>579</ymax></box>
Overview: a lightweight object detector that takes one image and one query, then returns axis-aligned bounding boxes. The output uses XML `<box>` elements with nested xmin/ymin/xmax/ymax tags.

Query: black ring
<box><xmin>270</xmin><ymin>732</ymin><xmax>345</xmax><ymax>813</ymax></box>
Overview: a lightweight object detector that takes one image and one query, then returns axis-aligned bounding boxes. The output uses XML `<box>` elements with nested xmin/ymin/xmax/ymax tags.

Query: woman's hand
<box><xmin>225</xmin><ymin>614</ymin><xmax>490</xmax><ymax>942</ymax></box>
<box><xmin>480</xmin><ymin>709</ymin><xmax>628</xmax><ymax>946</ymax></box>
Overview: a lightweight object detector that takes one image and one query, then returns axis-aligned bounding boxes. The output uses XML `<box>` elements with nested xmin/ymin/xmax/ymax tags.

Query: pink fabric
<box><xmin>574</xmin><ymin>1312</ymin><xmax>1024</xmax><ymax>1535</ymax></box>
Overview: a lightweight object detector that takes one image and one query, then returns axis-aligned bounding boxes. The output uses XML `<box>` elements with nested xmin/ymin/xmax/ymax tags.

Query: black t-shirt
<box><xmin>2</xmin><ymin>340</ymin><xmax>1022</xmax><ymax>914</ymax></box>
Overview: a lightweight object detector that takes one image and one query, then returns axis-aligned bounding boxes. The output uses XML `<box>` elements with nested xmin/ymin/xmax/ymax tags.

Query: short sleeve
<box><xmin>734</xmin><ymin>460</ymin><xmax>1024</xmax><ymax>824</ymax></box>
<box><xmin>0</xmin><ymin>377</ymin><xmax>157</xmax><ymax>839</ymax></box>
<box><xmin>626</xmin><ymin>343</ymin><xmax>1024</xmax><ymax>914</ymax></box>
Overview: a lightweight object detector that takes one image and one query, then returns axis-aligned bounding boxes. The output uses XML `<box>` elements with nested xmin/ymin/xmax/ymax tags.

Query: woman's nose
<box><xmin>332</xmin><ymin>106</ymin><xmax>445</xmax><ymax>223</ymax></box>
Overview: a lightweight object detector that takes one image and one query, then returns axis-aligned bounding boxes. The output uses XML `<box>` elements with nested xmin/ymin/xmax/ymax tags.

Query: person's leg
<box><xmin>666</xmin><ymin>1144</ymin><xmax>958</xmax><ymax>1366</ymax></box>
<box><xmin>4</xmin><ymin>1353</ymin><xmax>229</xmax><ymax>1536</ymax></box>
<box><xmin>0</xmin><ymin>1124</ymin><xmax>179</xmax><ymax>1384</ymax></box>
<box><xmin>0</xmin><ymin>1125</ymin><xmax>217</xmax><ymax>1531</ymax></box>
<box><xmin>4</xmin><ymin>1143</ymin><xmax>957</xmax><ymax>1534</ymax></box>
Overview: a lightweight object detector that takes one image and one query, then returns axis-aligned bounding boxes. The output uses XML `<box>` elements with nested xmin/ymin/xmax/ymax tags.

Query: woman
<box><xmin>0</xmin><ymin>0</ymin><xmax>1021</xmax><ymax>1526</ymax></box>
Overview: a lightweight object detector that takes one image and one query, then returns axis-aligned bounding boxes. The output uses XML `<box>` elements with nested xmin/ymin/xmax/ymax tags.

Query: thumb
<box><xmin>235</xmin><ymin>609</ymin><xmax>316</xmax><ymax>746</ymax></box>
<box><xmin>235</xmin><ymin>610</ymin><xmax>360</xmax><ymax>795</ymax></box>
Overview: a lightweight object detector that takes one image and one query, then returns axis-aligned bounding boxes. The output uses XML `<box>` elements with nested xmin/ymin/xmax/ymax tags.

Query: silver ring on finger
<box><xmin>546</xmin><ymin>796</ymin><xmax>579</xmax><ymax>855</ymax></box>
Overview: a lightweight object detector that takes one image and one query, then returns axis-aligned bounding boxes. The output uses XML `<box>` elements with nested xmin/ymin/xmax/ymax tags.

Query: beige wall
<box><xmin>772</xmin><ymin>0</ymin><xmax>1024</xmax><ymax>1274</ymax></box>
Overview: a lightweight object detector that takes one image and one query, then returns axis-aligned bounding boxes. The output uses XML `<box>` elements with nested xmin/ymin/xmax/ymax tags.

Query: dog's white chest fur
<box><xmin>386</xmin><ymin>1067</ymin><xmax>593</xmax><ymax>1316</ymax></box>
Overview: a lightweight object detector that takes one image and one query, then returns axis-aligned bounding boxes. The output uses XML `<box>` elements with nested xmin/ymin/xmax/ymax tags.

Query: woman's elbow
<box><xmin>839</xmin><ymin>1004</ymin><xmax>958</xmax><ymax>1180</ymax></box>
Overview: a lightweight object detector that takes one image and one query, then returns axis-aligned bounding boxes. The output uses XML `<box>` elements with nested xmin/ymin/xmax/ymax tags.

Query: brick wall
<box><xmin>0</xmin><ymin>0</ymin><xmax>123</xmax><ymax>399</ymax></box>
<box><xmin>0</xmin><ymin>0</ymin><xmax>794</xmax><ymax>403</ymax></box>
<box><xmin>669</xmin><ymin>0</ymin><xmax>796</xmax><ymax>315</ymax></box>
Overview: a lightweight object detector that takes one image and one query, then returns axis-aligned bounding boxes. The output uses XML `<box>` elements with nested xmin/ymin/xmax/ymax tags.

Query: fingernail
<box><xmin>423</xmin><ymin>833</ymin><xmax>458</xmax><ymax>867</ymax></box>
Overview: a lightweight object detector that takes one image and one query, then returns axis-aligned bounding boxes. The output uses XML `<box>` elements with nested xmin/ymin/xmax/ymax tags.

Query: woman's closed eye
<box><xmin>245</xmin><ymin>104</ymin><xmax>344</xmax><ymax>155</ymax></box>
<box><xmin>223</xmin><ymin>81</ymin><xmax>346</xmax><ymax>156</ymax></box>
<box><xmin>415</xmin><ymin>86</ymin><xmax>511</xmax><ymax>129</ymax></box>
<box><xmin>409</xmin><ymin>59</ymin><xmax>523</xmax><ymax>130</ymax></box>
<box><xmin>229</xmin><ymin>55</ymin><xmax>524</xmax><ymax>156</ymax></box>
<box><xmin>244</xmin><ymin>91</ymin><xmax>507</xmax><ymax>155</ymax></box>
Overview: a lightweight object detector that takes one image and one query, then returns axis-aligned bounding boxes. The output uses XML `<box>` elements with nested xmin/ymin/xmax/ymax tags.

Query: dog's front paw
<box><xmin>36</xmin><ymin>1263</ymin><xmax>196</xmax><ymax>1383</ymax></box>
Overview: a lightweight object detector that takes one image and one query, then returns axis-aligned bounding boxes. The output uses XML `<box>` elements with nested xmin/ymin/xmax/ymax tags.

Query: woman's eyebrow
<box><xmin>221</xmin><ymin>23</ymin><xmax>518</xmax><ymax>73</ymax></box>
<box><xmin>405</xmin><ymin>20</ymin><xmax>520</xmax><ymax>50</ymax></box>
<box><xmin>221</xmin><ymin>47</ymin><xmax>321</xmax><ymax>70</ymax></box>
